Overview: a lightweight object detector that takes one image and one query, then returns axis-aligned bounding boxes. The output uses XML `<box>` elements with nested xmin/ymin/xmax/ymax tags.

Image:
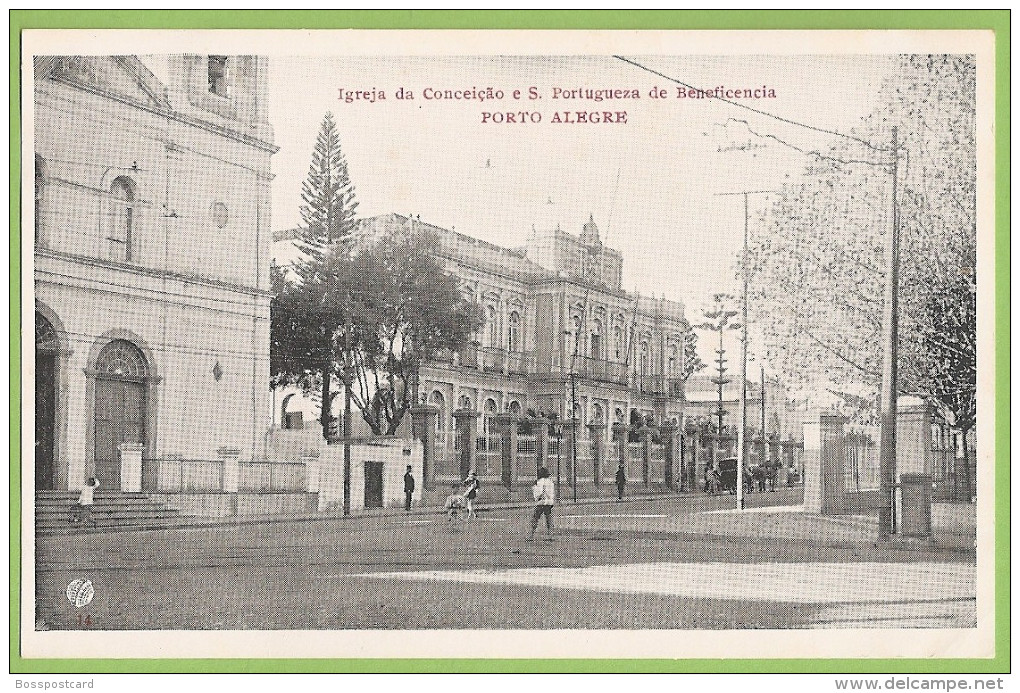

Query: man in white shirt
<box><xmin>528</xmin><ymin>467</ymin><xmax>555</xmax><ymax>541</ymax></box>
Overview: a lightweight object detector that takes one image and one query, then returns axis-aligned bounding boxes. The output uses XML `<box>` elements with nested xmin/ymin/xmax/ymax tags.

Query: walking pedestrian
<box><xmin>462</xmin><ymin>470</ymin><xmax>480</xmax><ymax>519</ymax></box>
<box><xmin>528</xmin><ymin>467</ymin><xmax>555</xmax><ymax>541</ymax></box>
<box><xmin>72</xmin><ymin>476</ymin><xmax>99</xmax><ymax>526</ymax></box>
<box><xmin>403</xmin><ymin>465</ymin><xmax>415</xmax><ymax>512</ymax></box>
<box><xmin>615</xmin><ymin>463</ymin><xmax>627</xmax><ymax>502</ymax></box>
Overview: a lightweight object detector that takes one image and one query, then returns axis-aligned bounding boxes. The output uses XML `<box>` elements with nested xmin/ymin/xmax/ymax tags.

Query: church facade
<box><xmin>32</xmin><ymin>54</ymin><xmax>277</xmax><ymax>492</ymax></box>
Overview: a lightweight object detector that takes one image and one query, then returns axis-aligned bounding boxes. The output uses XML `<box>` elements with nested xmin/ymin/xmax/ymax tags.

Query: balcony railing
<box><xmin>436</xmin><ymin>346</ymin><xmax>684</xmax><ymax>397</ymax></box>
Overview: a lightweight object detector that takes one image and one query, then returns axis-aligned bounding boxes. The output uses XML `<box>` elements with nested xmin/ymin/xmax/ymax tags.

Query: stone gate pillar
<box><xmin>118</xmin><ymin>443</ymin><xmax>144</xmax><ymax>493</ymax></box>
<box><xmin>639</xmin><ymin>426</ymin><xmax>653</xmax><ymax>486</ymax></box>
<box><xmin>563</xmin><ymin>418</ymin><xmax>580</xmax><ymax>490</ymax></box>
<box><xmin>453</xmin><ymin>408</ymin><xmax>479</xmax><ymax>480</ymax></box>
<box><xmin>218</xmin><ymin>446</ymin><xmax>241</xmax><ymax>493</ymax></box>
<box><xmin>612</xmin><ymin>422</ymin><xmax>630</xmax><ymax>485</ymax></box>
<box><xmin>494</xmin><ymin>411</ymin><xmax>518</xmax><ymax>491</ymax></box>
<box><xmin>659</xmin><ymin>421</ymin><xmax>676</xmax><ymax>489</ymax></box>
<box><xmin>587</xmin><ymin>419</ymin><xmax>607</xmax><ymax>486</ymax></box>
<box><xmin>531</xmin><ymin>415</ymin><xmax>549</xmax><ymax>476</ymax></box>
<box><xmin>410</xmin><ymin>404</ymin><xmax>439</xmax><ymax>491</ymax></box>
<box><xmin>803</xmin><ymin>412</ymin><xmax>847</xmax><ymax>514</ymax></box>
<box><xmin>896</xmin><ymin>401</ymin><xmax>932</xmax><ymax>477</ymax></box>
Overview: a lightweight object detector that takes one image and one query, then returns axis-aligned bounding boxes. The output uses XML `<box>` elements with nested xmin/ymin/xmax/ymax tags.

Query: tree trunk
<box><xmin>320</xmin><ymin>365</ymin><xmax>331</xmax><ymax>441</ymax></box>
<box><xmin>955</xmin><ymin>427</ymin><xmax>972</xmax><ymax>502</ymax></box>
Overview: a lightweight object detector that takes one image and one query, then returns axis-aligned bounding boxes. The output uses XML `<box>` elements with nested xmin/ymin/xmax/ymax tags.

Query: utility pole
<box><xmin>761</xmin><ymin>363</ymin><xmax>768</xmax><ymax>467</ymax></box>
<box><xmin>342</xmin><ymin>326</ymin><xmax>353</xmax><ymax>516</ymax></box>
<box><xmin>878</xmin><ymin>127</ymin><xmax>900</xmax><ymax>538</ymax></box>
<box><xmin>715</xmin><ymin>190</ymin><xmax>773</xmax><ymax>510</ymax></box>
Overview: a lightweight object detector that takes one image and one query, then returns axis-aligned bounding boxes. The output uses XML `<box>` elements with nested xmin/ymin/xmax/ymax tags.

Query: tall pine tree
<box><xmin>291</xmin><ymin>112</ymin><xmax>359</xmax><ymax>437</ymax></box>
<box><xmin>295</xmin><ymin>112</ymin><xmax>359</xmax><ymax>282</ymax></box>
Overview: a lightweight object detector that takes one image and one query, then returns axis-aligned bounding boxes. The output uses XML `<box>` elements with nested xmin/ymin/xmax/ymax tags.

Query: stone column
<box><xmin>587</xmin><ymin>420</ymin><xmax>607</xmax><ymax>486</ymax></box>
<box><xmin>301</xmin><ymin>451</ymin><xmax>321</xmax><ymax>493</ymax></box>
<box><xmin>659</xmin><ymin>421</ymin><xmax>676</xmax><ymax>489</ymax></box>
<box><xmin>639</xmin><ymin>426</ymin><xmax>653</xmax><ymax>486</ymax></box>
<box><xmin>530</xmin><ymin>416</ymin><xmax>549</xmax><ymax>476</ymax></box>
<box><xmin>493</xmin><ymin>412</ymin><xmax>518</xmax><ymax>491</ymax></box>
<box><xmin>118</xmin><ymin>442</ymin><xmax>144</xmax><ymax>492</ymax></box>
<box><xmin>410</xmin><ymin>404</ymin><xmax>439</xmax><ymax>491</ymax></box>
<box><xmin>453</xmin><ymin>408</ymin><xmax>480</xmax><ymax>480</ymax></box>
<box><xmin>612</xmin><ymin>422</ymin><xmax>630</xmax><ymax>483</ymax></box>
<box><xmin>802</xmin><ymin>413</ymin><xmax>847</xmax><ymax>514</ymax></box>
<box><xmin>218</xmin><ymin>446</ymin><xmax>241</xmax><ymax>493</ymax></box>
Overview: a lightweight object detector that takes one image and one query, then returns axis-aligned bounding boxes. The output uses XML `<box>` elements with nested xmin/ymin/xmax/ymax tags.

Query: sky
<box><xmin>265</xmin><ymin>53</ymin><xmax>897</xmax><ymax>370</ymax></box>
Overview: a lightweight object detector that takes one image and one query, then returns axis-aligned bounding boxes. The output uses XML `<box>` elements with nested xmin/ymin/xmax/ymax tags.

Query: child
<box><xmin>462</xmin><ymin>470</ymin><xmax>480</xmax><ymax>518</ymax></box>
<box><xmin>444</xmin><ymin>484</ymin><xmax>467</xmax><ymax>522</ymax></box>
<box><xmin>72</xmin><ymin>477</ymin><xmax>99</xmax><ymax>526</ymax></box>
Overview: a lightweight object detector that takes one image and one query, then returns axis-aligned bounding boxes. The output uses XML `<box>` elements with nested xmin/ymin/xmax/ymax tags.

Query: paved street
<box><xmin>34</xmin><ymin>490</ymin><xmax>976</xmax><ymax>630</ymax></box>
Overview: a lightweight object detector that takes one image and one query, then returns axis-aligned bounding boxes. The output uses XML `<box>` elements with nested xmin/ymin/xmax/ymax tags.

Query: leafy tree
<box><xmin>339</xmin><ymin>226</ymin><xmax>484</xmax><ymax>435</ymax></box>
<box><xmin>743</xmin><ymin>55</ymin><xmax>976</xmax><ymax>450</ymax></box>
<box><xmin>272</xmin><ymin>225</ymin><xmax>484</xmax><ymax>438</ymax></box>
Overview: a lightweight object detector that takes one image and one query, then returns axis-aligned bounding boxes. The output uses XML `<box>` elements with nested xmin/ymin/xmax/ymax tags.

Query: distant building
<box><xmin>274</xmin><ymin>213</ymin><xmax>693</xmax><ymax>462</ymax></box>
<box><xmin>684</xmin><ymin>372</ymin><xmax>800</xmax><ymax>441</ymax></box>
<box><xmin>33</xmin><ymin>54</ymin><xmax>277</xmax><ymax>492</ymax></box>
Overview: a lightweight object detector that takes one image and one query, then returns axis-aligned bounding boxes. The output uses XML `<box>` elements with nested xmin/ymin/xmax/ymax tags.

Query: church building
<box><xmin>32</xmin><ymin>54</ymin><xmax>277</xmax><ymax>494</ymax></box>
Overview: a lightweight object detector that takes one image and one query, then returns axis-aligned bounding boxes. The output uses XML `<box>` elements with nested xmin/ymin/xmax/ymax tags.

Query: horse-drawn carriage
<box><xmin>708</xmin><ymin>458</ymin><xmax>781</xmax><ymax>494</ymax></box>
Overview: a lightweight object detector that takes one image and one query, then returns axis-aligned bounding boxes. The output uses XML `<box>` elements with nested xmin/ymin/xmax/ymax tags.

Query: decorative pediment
<box><xmin>36</xmin><ymin>55</ymin><xmax>171</xmax><ymax>110</ymax></box>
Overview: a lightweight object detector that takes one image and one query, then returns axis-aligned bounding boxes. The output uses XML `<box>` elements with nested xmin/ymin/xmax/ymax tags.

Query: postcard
<box><xmin>18</xmin><ymin>24</ymin><xmax>1000</xmax><ymax>668</ymax></box>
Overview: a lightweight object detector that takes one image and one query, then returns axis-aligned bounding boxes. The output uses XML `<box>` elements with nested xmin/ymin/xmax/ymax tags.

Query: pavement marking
<box><xmin>559</xmin><ymin>514</ymin><xmax>669</xmax><ymax>519</ymax></box>
<box><xmin>407</xmin><ymin>520</ymin><xmax>435</xmax><ymax>524</ymax></box>
<box><xmin>351</xmin><ymin>561</ymin><xmax>975</xmax><ymax>607</ymax></box>
<box><xmin>701</xmin><ymin>505</ymin><xmax>804</xmax><ymax>515</ymax></box>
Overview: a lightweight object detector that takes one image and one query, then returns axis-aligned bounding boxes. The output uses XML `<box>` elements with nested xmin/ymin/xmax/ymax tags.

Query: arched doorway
<box><xmin>35</xmin><ymin>313</ymin><xmax>58</xmax><ymax>491</ymax></box>
<box><xmin>93</xmin><ymin>339</ymin><xmax>149</xmax><ymax>488</ymax></box>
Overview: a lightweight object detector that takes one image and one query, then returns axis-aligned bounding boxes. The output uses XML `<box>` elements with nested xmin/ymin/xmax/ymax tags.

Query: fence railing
<box><xmin>239</xmin><ymin>461</ymin><xmax>307</xmax><ymax>492</ymax></box>
<box><xmin>843</xmin><ymin>427</ymin><xmax>881</xmax><ymax>491</ymax></box>
<box><xmin>152</xmin><ymin>458</ymin><xmax>224</xmax><ymax>492</ymax></box>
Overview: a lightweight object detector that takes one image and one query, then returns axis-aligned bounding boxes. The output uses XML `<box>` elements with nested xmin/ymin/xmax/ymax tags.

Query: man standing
<box><xmin>615</xmin><ymin>463</ymin><xmax>627</xmax><ymax>502</ymax></box>
<box><xmin>403</xmin><ymin>465</ymin><xmax>415</xmax><ymax>512</ymax></box>
<box><xmin>528</xmin><ymin>467</ymin><xmax>555</xmax><ymax>541</ymax></box>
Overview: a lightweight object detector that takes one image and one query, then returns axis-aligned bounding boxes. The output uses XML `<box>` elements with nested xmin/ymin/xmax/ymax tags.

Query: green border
<box><xmin>9</xmin><ymin>9</ymin><xmax>1010</xmax><ymax>675</ymax></box>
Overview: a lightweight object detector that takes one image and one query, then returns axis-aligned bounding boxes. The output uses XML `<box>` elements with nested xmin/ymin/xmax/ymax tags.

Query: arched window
<box><xmin>639</xmin><ymin>341</ymin><xmax>649</xmax><ymax>376</ymax></box>
<box><xmin>483</xmin><ymin>397</ymin><xmax>498</xmax><ymax>438</ymax></box>
<box><xmin>430</xmin><ymin>391</ymin><xmax>446</xmax><ymax>431</ymax></box>
<box><xmin>591</xmin><ymin>402</ymin><xmax>604</xmax><ymax>424</ymax></box>
<box><xmin>668</xmin><ymin>344</ymin><xmax>678</xmax><ymax>377</ymax></box>
<box><xmin>108</xmin><ymin>176</ymin><xmax>135</xmax><ymax>262</ymax></box>
<box><xmin>458</xmin><ymin>394</ymin><xmax>472</xmax><ymax>411</ymax></box>
<box><xmin>590</xmin><ymin>318</ymin><xmax>603</xmax><ymax>360</ymax></box>
<box><xmin>507</xmin><ymin>311</ymin><xmax>521</xmax><ymax>352</ymax></box>
<box><xmin>613</xmin><ymin>325</ymin><xmax>623</xmax><ymax>360</ymax></box>
<box><xmin>95</xmin><ymin>339</ymin><xmax>149</xmax><ymax>379</ymax></box>
<box><xmin>486</xmin><ymin>305</ymin><xmax>498</xmax><ymax>348</ymax></box>
<box><xmin>508</xmin><ymin>400</ymin><xmax>522</xmax><ymax>417</ymax></box>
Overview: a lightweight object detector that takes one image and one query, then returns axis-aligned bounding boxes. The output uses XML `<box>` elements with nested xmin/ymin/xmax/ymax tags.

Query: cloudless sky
<box><xmin>266</xmin><ymin>54</ymin><xmax>896</xmax><ymax>367</ymax></box>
